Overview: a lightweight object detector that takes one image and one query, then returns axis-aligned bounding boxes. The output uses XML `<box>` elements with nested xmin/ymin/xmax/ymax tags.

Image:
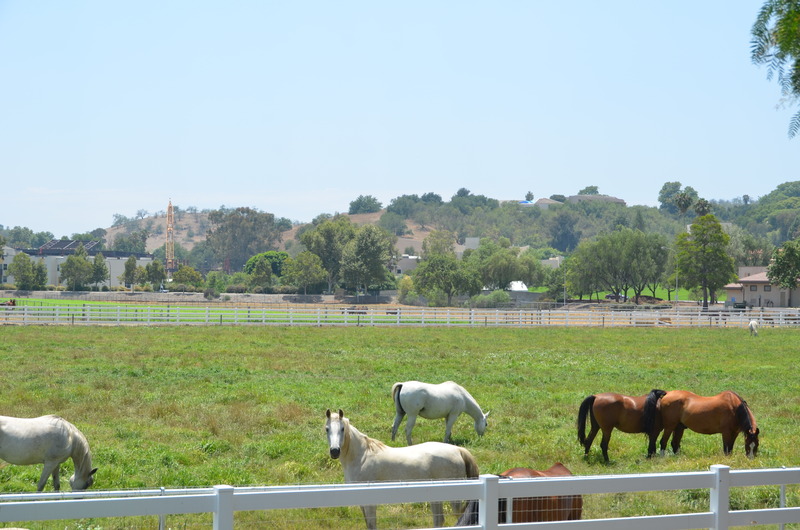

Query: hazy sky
<box><xmin>1</xmin><ymin>1</ymin><xmax>797</xmax><ymax>236</ymax></box>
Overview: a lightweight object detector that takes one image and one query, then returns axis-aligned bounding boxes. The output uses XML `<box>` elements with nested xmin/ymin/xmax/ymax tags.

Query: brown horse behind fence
<box><xmin>577</xmin><ymin>389</ymin><xmax>666</xmax><ymax>461</ymax></box>
<box><xmin>456</xmin><ymin>463</ymin><xmax>582</xmax><ymax>525</ymax></box>
<box><xmin>659</xmin><ymin>390</ymin><xmax>759</xmax><ymax>458</ymax></box>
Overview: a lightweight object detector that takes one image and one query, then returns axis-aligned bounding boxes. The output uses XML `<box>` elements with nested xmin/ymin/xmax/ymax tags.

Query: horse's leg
<box><xmin>360</xmin><ymin>505</ymin><xmax>378</xmax><ymax>530</ymax></box>
<box><xmin>670</xmin><ymin>424</ymin><xmax>686</xmax><ymax>454</ymax></box>
<box><xmin>391</xmin><ymin>410</ymin><xmax>405</xmax><ymax>441</ymax></box>
<box><xmin>430</xmin><ymin>501</ymin><xmax>444</xmax><ymax>527</ymax></box>
<box><xmin>404</xmin><ymin>414</ymin><xmax>417</xmax><ymax>445</ymax></box>
<box><xmin>647</xmin><ymin>431</ymin><xmax>658</xmax><ymax>458</ymax></box>
<box><xmin>37</xmin><ymin>462</ymin><xmax>60</xmax><ymax>492</ymax></box>
<box><xmin>583</xmin><ymin>423</ymin><xmax>599</xmax><ymax>455</ymax></box>
<box><xmin>443</xmin><ymin>412</ymin><xmax>460</xmax><ymax>443</ymax></box>
<box><xmin>659</xmin><ymin>422</ymin><xmax>675</xmax><ymax>456</ymax></box>
<box><xmin>599</xmin><ymin>427</ymin><xmax>613</xmax><ymax>462</ymax></box>
<box><xmin>722</xmin><ymin>431</ymin><xmax>737</xmax><ymax>455</ymax></box>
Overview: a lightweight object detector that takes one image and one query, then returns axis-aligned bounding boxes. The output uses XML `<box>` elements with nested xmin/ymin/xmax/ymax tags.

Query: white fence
<box><xmin>3</xmin><ymin>303</ymin><xmax>800</xmax><ymax>328</ymax></box>
<box><xmin>0</xmin><ymin>465</ymin><xmax>797</xmax><ymax>529</ymax></box>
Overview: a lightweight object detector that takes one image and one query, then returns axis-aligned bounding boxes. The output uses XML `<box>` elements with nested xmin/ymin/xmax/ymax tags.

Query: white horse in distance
<box><xmin>326</xmin><ymin>409</ymin><xmax>479</xmax><ymax>529</ymax></box>
<box><xmin>391</xmin><ymin>381</ymin><xmax>489</xmax><ymax>445</ymax></box>
<box><xmin>748</xmin><ymin>320</ymin><xmax>759</xmax><ymax>336</ymax></box>
<box><xmin>0</xmin><ymin>415</ymin><xmax>97</xmax><ymax>491</ymax></box>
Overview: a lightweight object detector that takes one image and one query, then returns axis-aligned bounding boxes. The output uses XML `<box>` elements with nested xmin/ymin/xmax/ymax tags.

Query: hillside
<box><xmin>105</xmin><ymin>210</ymin><xmax>433</xmax><ymax>256</ymax></box>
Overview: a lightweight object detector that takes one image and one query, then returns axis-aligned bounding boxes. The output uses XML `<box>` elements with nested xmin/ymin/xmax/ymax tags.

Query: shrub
<box><xmin>469</xmin><ymin>290</ymin><xmax>511</xmax><ymax>308</ymax></box>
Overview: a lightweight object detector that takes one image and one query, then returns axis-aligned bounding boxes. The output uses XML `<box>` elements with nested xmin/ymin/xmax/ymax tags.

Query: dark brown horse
<box><xmin>577</xmin><ymin>389</ymin><xmax>666</xmax><ymax>461</ymax></box>
<box><xmin>456</xmin><ymin>463</ymin><xmax>582</xmax><ymax>525</ymax></box>
<box><xmin>659</xmin><ymin>390</ymin><xmax>759</xmax><ymax>458</ymax></box>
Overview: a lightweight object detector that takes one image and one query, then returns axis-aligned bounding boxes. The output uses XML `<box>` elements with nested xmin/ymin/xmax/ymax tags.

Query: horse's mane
<box><xmin>344</xmin><ymin>418</ymin><xmax>388</xmax><ymax>452</ymax></box>
<box><xmin>733</xmin><ymin>395</ymin><xmax>756</xmax><ymax>433</ymax></box>
<box><xmin>58</xmin><ymin>417</ymin><xmax>92</xmax><ymax>471</ymax></box>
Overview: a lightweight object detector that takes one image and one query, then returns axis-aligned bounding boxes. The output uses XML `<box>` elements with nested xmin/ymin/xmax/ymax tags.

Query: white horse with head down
<box><xmin>326</xmin><ymin>409</ymin><xmax>479</xmax><ymax>529</ymax></box>
<box><xmin>0</xmin><ymin>415</ymin><xmax>97</xmax><ymax>491</ymax></box>
<box><xmin>391</xmin><ymin>381</ymin><xmax>489</xmax><ymax>445</ymax></box>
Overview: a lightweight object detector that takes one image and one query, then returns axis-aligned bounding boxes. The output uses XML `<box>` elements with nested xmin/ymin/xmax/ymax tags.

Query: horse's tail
<box><xmin>392</xmin><ymin>382</ymin><xmax>405</xmax><ymax>415</ymax></box>
<box><xmin>641</xmin><ymin>389</ymin><xmax>667</xmax><ymax>435</ymax></box>
<box><xmin>577</xmin><ymin>395</ymin><xmax>597</xmax><ymax>445</ymax></box>
<box><xmin>459</xmin><ymin>447</ymin><xmax>480</xmax><ymax>479</ymax></box>
<box><xmin>455</xmin><ymin>498</ymin><xmax>479</xmax><ymax>526</ymax></box>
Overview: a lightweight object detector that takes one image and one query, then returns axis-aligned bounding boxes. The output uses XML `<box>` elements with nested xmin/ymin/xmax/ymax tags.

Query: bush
<box><xmin>204</xmin><ymin>289</ymin><xmax>219</xmax><ymax>300</ymax></box>
<box><xmin>225</xmin><ymin>284</ymin><xmax>247</xmax><ymax>293</ymax></box>
<box><xmin>469</xmin><ymin>290</ymin><xmax>511</xmax><ymax>308</ymax></box>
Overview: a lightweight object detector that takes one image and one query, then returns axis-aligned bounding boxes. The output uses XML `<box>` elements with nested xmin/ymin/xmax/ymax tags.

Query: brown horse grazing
<box><xmin>577</xmin><ymin>389</ymin><xmax>666</xmax><ymax>461</ymax></box>
<box><xmin>456</xmin><ymin>463</ymin><xmax>582</xmax><ymax>525</ymax></box>
<box><xmin>659</xmin><ymin>390</ymin><xmax>760</xmax><ymax>458</ymax></box>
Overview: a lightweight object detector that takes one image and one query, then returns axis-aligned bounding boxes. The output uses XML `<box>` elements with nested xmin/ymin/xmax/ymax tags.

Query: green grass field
<box><xmin>0</xmin><ymin>325</ymin><xmax>797</xmax><ymax>528</ymax></box>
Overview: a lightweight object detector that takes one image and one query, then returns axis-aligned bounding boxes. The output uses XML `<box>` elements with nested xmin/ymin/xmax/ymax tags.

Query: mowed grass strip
<box><xmin>0</xmin><ymin>326</ymin><xmax>797</xmax><ymax>528</ymax></box>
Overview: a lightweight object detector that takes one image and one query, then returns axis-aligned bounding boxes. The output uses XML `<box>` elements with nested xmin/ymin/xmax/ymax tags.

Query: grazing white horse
<box><xmin>325</xmin><ymin>409</ymin><xmax>479</xmax><ymax>529</ymax></box>
<box><xmin>0</xmin><ymin>415</ymin><xmax>97</xmax><ymax>491</ymax></box>
<box><xmin>391</xmin><ymin>381</ymin><xmax>489</xmax><ymax>445</ymax></box>
<box><xmin>748</xmin><ymin>320</ymin><xmax>759</xmax><ymax>336</ymax></box>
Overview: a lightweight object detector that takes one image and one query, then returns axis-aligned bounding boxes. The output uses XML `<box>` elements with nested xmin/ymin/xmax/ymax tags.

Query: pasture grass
<box><xmin>0</xmin><ymin>325</ymin><xmax>798</xmax><ymax>528</ymax></box>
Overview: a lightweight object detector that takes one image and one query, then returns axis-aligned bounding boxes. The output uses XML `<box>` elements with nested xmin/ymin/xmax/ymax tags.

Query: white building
<box><xmin>1</xmin><ymin>241</ymin><xmax>154</xmax><ymax>289</ymax></box>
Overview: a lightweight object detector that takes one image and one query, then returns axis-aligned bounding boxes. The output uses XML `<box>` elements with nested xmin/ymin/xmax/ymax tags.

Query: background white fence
<box><xmin>0</xmin><ymin>465</ymin><xmax>797</xmax><ymax>529</ymax></box>
<box><xmin>2</xmin><ymin>303</ymin><xmax>799</xmax><ymax>328</ymax></box>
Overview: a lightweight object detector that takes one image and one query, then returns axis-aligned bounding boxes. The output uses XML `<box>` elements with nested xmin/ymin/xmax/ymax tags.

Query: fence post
<box><xmin>213</xmin><ymin>484</ymin><xmax>234</xmax><ymax>530</ymax></box>
<box><xmin>710</xmin><ymin>464</ymin><xmax>730</xmax><ymax>530</ymax></box>
<box><xmin>478</xmin><ymin>474</ymin><xmax>499</xmax><ymax>529</ymax></box>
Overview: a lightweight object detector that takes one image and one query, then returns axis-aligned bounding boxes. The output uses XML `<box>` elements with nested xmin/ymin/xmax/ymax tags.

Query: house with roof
<box><xmin>1</xmin><ymin>241</ymin><xmax>153</xmax><ymax>289</ymax></box>
<box><xmin>724</xmin><ymin>267</ymin><xmax>798</xmax><ymax>308</ymax></box>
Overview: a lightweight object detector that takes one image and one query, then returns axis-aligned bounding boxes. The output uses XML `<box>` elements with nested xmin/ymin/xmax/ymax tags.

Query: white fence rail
<box><xmin>3</xmin><ymin>303</ymin><xmax>800</xmax><ymax>328</ymax></box>
<box><xmin>0</xmin><ymin>465</ymin><xmax>797</xmax><ymax>529</ymax></box>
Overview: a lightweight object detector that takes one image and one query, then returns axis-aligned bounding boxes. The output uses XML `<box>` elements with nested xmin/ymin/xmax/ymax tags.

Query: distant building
<box><xmin>534</xmin><ymin>198</ymin><xmax>562</xmax><ymax>209</ymax></box>
<box><xmin>1</xmin><ymin>241</ymin><xmax>153</xmax><ymax>289</ymax></box>
<box><xmin>724</xmin><ymin>267</ymin><xmax>799</xmax><ymax>308</ymax></box>
<box><xmin>566</xmin><ymin>194</ymin><xmax>626</xmax><ymax>206</ymax></box>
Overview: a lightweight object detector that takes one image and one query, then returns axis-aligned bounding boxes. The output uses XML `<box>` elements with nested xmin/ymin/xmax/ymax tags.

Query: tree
<box><xmin>172</xmin><ymin>264</ymin><xmax>204</xmax><ymax>289</ymax></box>
<box><xmin>767</xmin><ymin>238</ymin><xmax>800</xmax><ymax>305</ymax></box>
<box><xmin>675</xmin><ymin>215</ymin><xmax>737</xmax><ymax>309</ymax></box>
<box><xmin>243</xmin><ymin>253</ymin><xmax>274</xmax><ymax>290</ymax></box>
<box><xmin>206</xmin><ymin>207</ymin><xmax>282</xmax><ymax>272</ymax></box>
<box><xmin>525</xmin><ymin>191</ymin><xmax>534</xmax><ymax>201</ymax></box>
<box><xmin>751</xmin><ymin>0</ymin><xmax>800</xmax><ymax>137</ymax></box>
<box><xmin>91</xmin><ymin>253</ymin><xmax>109</xmax><ymax>288</ymax></box>
<box><xmin>245</xmin><ymin>251</ymin><xmax>289</xmax><ymax>277</ymax></box>
<box><xmin>673</xmin><ymin>191</ymin><xmax>695</xmax><ymax>216</ymax></box>
<box><xmin>145</xmin><ymin>260</ymin><xmax>167</xmax><ymax>290</ymax></box>
<box><xmin>111</xmin><ymin>230</ymin><xmax>148</xmax><ymax>254</ymax></box>
<box><xmin>421</xmin><ymin>230</ymin><xmax>456</xmax><ymax>259</ymax></box>
<box><xmin>348</xmin><ymin>195</ymin><xmax>382</xmax><ymax>214</ymax></box>
<box><xmin>578</xmin><ymin>185</ymin><xmax>599</xmax><ymax>195</ymax></box>
<box><xmin>7</xmin><ymin>253</ymin><xmax>46</xmax><ymax>290</ymax></box>
<box><xmin>300</xmin><ymin>215</ymin><xmax>357</xmax><ymax>293</ymax></box>
<box><xmin>340</xmin><ymin>225</ymin><xmax>396</xmax><ymax>293</ymax></box>
<box><xmin>658</xmin><ymin>182</ymin><xmax>682</xmax><ymax>213</ymax></box>
<box><xmin>378</xmin><ymin>211</ymin><xmax>408</xmax><ymax>236</ymax></box>
<box><xmin>120</xmin><ymin>256</ymin><xmax>138</xmax><ymax>288</ymax></box>
<box><xmin>694</xmin><ymin>198</ymin><xmax>713</xmax><ymax>217</ymax></box>
<box><xmin>59</xmin><ymin>243</ymin><xmax>93</xmax><ymax>291</ymax></box>
<box><xmin>386</xmin><ymin>194</ymin><xmax>421</xmax><ymax>217</ymax></box>
<box><xmin>548</xmin><ymin>211</ymin><xmax>582</xmax><ymax>252</ymax></box>
<box><xmin>283</xmin><ymin>252</ymin><xmax>326</xmax><ymax>295</ymax></box>
<box><xmin>413</xmin><ymin>254</ymin><xmax>481</xmax><ymax>305</ymax></box>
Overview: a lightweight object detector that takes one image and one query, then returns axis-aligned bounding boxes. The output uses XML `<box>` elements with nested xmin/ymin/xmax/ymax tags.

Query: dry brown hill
<box><xmin>104</xmin><ymin>210</ymin><xmax>432</xmax><ymax>255</ymax></box>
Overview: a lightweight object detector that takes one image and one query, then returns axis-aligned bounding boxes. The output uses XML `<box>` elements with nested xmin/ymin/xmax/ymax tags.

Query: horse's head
<box><xmin>69</xmin><ymin>467</ymin><xmax>98</xmax><ymax>491</ymax></box>
<box><xmin>745</xmin><ymin>428</ymin><xmax>760</xmax><ymax>459</ymax></box>
<box><xmin>325</xmin><ymin>409</ymin><xmax>346</xmax><ymax>459</ymax></box>
<box><xmin>475</xmin><ymin>411</ymin><xmax>489</xmax><ymax>436</ymax></box>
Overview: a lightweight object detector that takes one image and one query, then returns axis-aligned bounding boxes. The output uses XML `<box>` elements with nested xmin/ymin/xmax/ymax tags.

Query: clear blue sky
<box><xmin>1</xmin><ymin>1</ymin><xmax>797</xmax><ymax>236</ymax></box>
